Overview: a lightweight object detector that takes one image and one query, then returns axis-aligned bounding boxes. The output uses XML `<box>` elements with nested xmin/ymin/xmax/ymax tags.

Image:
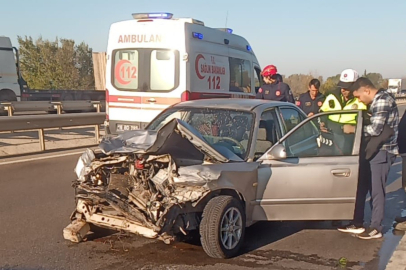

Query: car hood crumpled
<box><xmin>99</xmin><ymin>118</ymin><xmax>243</xmax><ymax>163</ymax></box>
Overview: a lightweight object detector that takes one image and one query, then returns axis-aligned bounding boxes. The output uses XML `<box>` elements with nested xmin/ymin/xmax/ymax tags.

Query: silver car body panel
<box><xmin>254</xmin><ymin>110</ymin><xmax>363</xmax><ymax>221</ymax></box>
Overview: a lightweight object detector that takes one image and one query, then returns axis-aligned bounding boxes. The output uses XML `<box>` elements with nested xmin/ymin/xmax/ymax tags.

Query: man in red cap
<box><xmin>255</xmin><ymin>65</ymin><xmax>294</xmax><ymax>103</ymax></box>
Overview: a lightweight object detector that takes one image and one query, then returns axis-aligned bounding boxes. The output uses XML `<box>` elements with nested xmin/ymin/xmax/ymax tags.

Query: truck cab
<box><xmin>0</xmin><ymin>36</ymin><xmax>25</xmax><ymax>102</ymax></box>
<box><xmin>387</xmin><ymin>78</ymin><xmax>402</xmax><ymax>95</ymax></box>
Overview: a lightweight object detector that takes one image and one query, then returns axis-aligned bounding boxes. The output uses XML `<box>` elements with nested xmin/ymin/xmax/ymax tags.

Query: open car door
<box><xmin>252</xmin><ymin>110</ymin><xmax>363</xmax><ymax>221</ymax></box>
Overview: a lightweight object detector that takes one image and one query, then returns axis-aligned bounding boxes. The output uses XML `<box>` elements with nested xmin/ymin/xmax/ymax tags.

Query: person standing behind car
<box><xmin>256</xmin><ymin>65</ymin><xmax>294</xmax><ymax>103</ymax></box>
<box><xmin>319</xmin><ymin>69</ymin><xmax>367</xmax><ymax>155</ymax></box>
<box><xmin>340</xmin><ymin>77</ymin><xmax>399</xmax><ymax>239</ymax></box>
<box><xmin>296</xmin><ymin>79</ymin><xmax>325</xmax><ymax>117</ymax></box>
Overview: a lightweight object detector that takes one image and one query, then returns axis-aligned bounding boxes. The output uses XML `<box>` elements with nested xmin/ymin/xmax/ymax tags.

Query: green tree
<box><xmin>284</xmin><ymin>74</ymin><xmax>323</xmax><ymax>97</ymax></box>
<box><xmin>365</xmin><ymin>72</ymin><xmax>384</xmax><ymax>89</ymax></box>
<box><xmin>381</xmin><ymin>79</ymin><xmax>389</xmax><ymax>89</ymax></box>
<box><xmin>75</xmin><ymin>42</ymin><xmax>94</xmax><ymax>90</ymax></box>
<box><xmin>17</xmin><ymin>35</ymin><xmax>94</xmax><ymax>90</ymax></box>
<box><xmin>320</xmin><ymin>74</ymin><xmax>340</xmax><ymax>94</ymax></box>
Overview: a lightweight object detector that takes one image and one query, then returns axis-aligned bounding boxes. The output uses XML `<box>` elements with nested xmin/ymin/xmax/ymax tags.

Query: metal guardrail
<box><xmin>53</xmin><ymin>100</ymin><xmax>98</xmax><ymax>112</ymax></box>
<box><xmin>7</xmin><ymin>101</ymin><xmax>55</xmax><ymax>114</ymax></box>
<box><xmin>395</xmin><ymin>93</ymin><xmax>406</xmax><ymax>102</ymax></box>
<box><xmin>0</xmin><ymin>101</ymin><xmax>103</xmax><ymax>116</ymax></box>
<box><xmin>0</xmin><ymin>112</ymin><xmax>105</xmax><ymax>151</ymax></box>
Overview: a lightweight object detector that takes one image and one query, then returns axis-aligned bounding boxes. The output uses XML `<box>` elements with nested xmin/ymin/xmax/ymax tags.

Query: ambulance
<box><xmin>105</xmin><ymin>12</ymin><xmax>262</xmax><ymax>134</ymax></box>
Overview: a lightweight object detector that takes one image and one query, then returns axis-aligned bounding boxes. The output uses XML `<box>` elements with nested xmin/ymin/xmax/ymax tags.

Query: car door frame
<box><xmin>251</xmin><ymin>110</ymin><xmax>363</xmax><ymax>221</ymax></box>
<box><xmin>247</xmin><ymin>104</ymin><xmax>306</xmax><ymax>162</ymax></box>
<box><xmin>275</xmin><ymin>105</ymin><xmax>308</xmax><ymax>135</ymax></box>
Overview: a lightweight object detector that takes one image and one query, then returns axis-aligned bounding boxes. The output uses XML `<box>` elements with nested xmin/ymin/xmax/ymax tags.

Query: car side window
<box><xmin>282</xmin><ymin>111</ymin><xmax>360</xmax><ymax>158</ymax></box>
<box><xmin>253</xmin><ymin>109</ymin><xmax>279</xmax><ymax>160</ymax></box>
<box><xmin>279</xmin><ymin>108</ymin><xmax>304</xmax><ymax>133</ymax></box>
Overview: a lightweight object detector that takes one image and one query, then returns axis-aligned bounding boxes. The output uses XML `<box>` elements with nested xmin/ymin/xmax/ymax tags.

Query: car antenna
<box><xmin>225</xmin><ymin>10</ymin><xmax>228</xmax><ymax>28</ymax></box>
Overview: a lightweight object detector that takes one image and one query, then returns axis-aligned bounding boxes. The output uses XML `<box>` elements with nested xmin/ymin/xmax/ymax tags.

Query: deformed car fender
<box><xmin>175</xmin><ymin>162</ymin><xmax>260</xmax><ymax>225</ymax></box>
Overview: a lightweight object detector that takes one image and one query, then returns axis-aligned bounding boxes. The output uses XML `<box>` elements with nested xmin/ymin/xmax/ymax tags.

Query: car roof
<box><xmin>172</xmin><ymin>98</ymin><xmax>293</xmax><ymax>111</ymax></box>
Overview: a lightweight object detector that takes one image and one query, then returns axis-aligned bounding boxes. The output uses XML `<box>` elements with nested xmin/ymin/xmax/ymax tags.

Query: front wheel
<box><xmin>199</xmin><ymin>195</ymin><xmax>246</xmax><ymax>258</ymax></box>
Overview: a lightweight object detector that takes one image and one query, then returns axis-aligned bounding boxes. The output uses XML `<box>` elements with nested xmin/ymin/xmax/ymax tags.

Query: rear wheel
<box><xmin>199</xmin><ymin>195</ymin><xmax>245</xmax><ymax>258</ymax></box>
<box><xmin>0</xmin><ymin>89</ymin><xmax>17</xmax><ymax>102</ymax></box>
<box><xmin>0</xmin><ymin>89</ymin><xmax>17</xmax><ymax>116</ymax></box>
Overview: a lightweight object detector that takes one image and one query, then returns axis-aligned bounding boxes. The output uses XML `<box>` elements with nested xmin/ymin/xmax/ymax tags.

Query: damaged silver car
<box><xmin>64</xmin><ymin>99</ymin><xmax>364</xmax><ymax>259</ymax></box>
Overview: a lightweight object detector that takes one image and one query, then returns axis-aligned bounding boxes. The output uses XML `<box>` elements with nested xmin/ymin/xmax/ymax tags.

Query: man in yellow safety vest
<box><xmin>319</xmin><ymin>69</ymin><xmax>367</xmax><ymax>155</ymax></box>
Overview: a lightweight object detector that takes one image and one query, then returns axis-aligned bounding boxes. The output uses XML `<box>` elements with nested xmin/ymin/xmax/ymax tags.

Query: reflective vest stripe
<box><xmin>320</xmin><ymin>94</ymin><xmax>367</xmax><ymax>124</ymax></box>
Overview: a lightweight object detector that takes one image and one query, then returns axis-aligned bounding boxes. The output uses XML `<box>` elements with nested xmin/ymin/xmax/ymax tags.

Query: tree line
<box><xmin>282</xmin><ymin>71</ymin><xmax>388</xmax><ymax>97</ymax></box>
<box><xmin>17</xmin><ymin>36</ymin><xmax>94</xmax><ymax>90</ymax></box>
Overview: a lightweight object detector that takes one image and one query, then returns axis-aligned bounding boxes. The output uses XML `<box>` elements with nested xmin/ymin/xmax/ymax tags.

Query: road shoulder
<box><xmin>386</xmin><ymin>233</ymin><xmax>406</xmax><ymax>270</ymax></box>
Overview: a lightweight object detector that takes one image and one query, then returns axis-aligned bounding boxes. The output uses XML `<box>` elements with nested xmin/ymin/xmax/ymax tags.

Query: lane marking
<box><xmin>0</xmin><ymin>151</ymin><xmax>85</xmax><ymax>166</ymax></box>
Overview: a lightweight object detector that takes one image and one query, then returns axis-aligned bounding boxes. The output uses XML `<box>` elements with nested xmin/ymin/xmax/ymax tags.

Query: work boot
<box><xmin>394</xmin><ymin>221</ymin><xmax>406</xmax><ymax>231</ymax></box>
<box><xmin>395</xmin><ymin>216</ymin><xmax>406</xmax><ymax>223</ymax></box>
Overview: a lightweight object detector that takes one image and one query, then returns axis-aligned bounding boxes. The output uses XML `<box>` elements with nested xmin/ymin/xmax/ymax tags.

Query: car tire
<box><xmin>199</xmin><ymin>195</ymin><xmax>245</xmax><ymax>259</ymax></box>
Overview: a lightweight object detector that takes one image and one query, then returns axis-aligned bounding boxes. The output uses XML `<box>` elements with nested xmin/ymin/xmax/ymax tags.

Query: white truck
<box><xmin>388</xmin><ymin>78</ymin><xmax>403</xmax><ymax>95</ymax></box>
<box><xmin>0</xmin><ymin>36</ymin><xmax>106</xmax><ymax>105</ymax></box>
<box><xmin>0</xmin><ymin>36</ymin><xmax>24</xmax><ymax>101</ymax></box>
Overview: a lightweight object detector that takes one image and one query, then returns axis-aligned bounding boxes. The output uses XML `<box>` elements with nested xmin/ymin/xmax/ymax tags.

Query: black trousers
<box><xmin>353</xmin><ymin>150</ymin><xmax>396</xmax><ymax>231</ymax></box>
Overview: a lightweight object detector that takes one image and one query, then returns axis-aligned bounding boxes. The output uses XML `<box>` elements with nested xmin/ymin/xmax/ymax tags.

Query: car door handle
<box><xmin>331</xmin><ymin>169</ymin><xmax>351</xmax><ymax>177</ymax></box>
<box><xmin>147</xmin><ymin>98</ymin><xmax>156</xmax><ymax>103</ymax></box>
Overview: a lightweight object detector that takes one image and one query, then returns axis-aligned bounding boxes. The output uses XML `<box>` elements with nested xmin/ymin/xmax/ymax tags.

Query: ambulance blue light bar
<box><xmin>192</xmin><ymin>32</ymin><xmax>203</xmax><ymax>39</ymax></box>
<box><xmin>217</xmin><ymin>28</ymin><xmax>233</xmax><ymax>34</ymax></box>
<box><xmin>132</xmin><ymin>13</ymin><xmax>173</xmax><ymax>20</ymax></box>
<box><xmin>246</xmin><ymin>45</ymin><xmax>252</xmax><ymax>51</ymax></box>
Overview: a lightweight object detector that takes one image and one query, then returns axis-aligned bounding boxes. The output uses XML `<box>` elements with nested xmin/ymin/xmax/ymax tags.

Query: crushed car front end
<box><xmin>65</xmin><ymin>148</ymin><xmax>211</xmax><ymax>244</ymax></box>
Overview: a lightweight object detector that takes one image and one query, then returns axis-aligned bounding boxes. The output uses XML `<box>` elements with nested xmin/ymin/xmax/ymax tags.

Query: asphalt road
<box><xmin>0</xmin><ymin>105</ymin><xmax>405</xmax><ymax>270</ymax></box>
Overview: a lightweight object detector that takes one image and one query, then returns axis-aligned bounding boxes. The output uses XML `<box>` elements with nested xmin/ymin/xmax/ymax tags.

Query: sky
<box><xmin>2</xmin><ymin>0</ymin><xmax>405</xmax><ymax>79</ymax></box>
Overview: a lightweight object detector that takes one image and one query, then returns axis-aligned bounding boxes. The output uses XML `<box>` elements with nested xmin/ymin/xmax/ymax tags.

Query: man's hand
<box><xmin>308</xmin><ymin>112</ymin><xmax>314</xmax><ymax>117</ymax></box>
<box><xmin>343</xmin><ymin>124</ymin><xmax>356</xmax><ymax>134</ymax></box>
<box><xmin>320</xmin><ymin>122</ymin><xmax>328</xmax><ymax>132</ymax></box>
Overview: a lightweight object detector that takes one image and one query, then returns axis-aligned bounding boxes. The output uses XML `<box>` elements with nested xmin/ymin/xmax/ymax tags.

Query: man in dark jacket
<box><xmin>398</xmin><ymin>110</ymin><xmax>406</xmax><ymax>154</ymax></box>
<box><xmin>398</xmin><ymin>111</ymin><xmax>406</xmax><ymax>192</ymax></box>
<box><xmin>393</xmin><ymin>110</ymin><xmax>406</xmax><ymax>230</ymax></box>
<box><xmin>296</xmin><ymin>79</ymin><xmax>325</xmax><ymax>117</ymax></box>
<box><xmin>339</xmin><ymin>78</ymin><xmax>399</xmax><ymax>239</ymax></box>
<box><xmin>256</xmin><ymin>65</ymin><xmax>294</xmax><ymax>103</ymax></box>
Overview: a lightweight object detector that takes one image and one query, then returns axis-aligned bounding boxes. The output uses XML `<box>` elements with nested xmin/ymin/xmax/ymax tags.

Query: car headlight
<box><xmin>74</xmin><ymin>148</ymin><xmax>96</xmax><ymax>181</ymax></box>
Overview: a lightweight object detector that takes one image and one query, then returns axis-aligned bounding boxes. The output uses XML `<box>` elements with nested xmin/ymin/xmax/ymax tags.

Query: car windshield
<box><xmin>147</xmin><ymin>107</ymin><xmax>255</xmax><ymax>159</ymax></box>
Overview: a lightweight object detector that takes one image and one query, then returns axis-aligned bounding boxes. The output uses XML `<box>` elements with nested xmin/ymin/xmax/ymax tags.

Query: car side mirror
<box><xmin>266</xmin><ymin>144</ymin><xmax>287</xmax><ymax>160</ymax></box>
